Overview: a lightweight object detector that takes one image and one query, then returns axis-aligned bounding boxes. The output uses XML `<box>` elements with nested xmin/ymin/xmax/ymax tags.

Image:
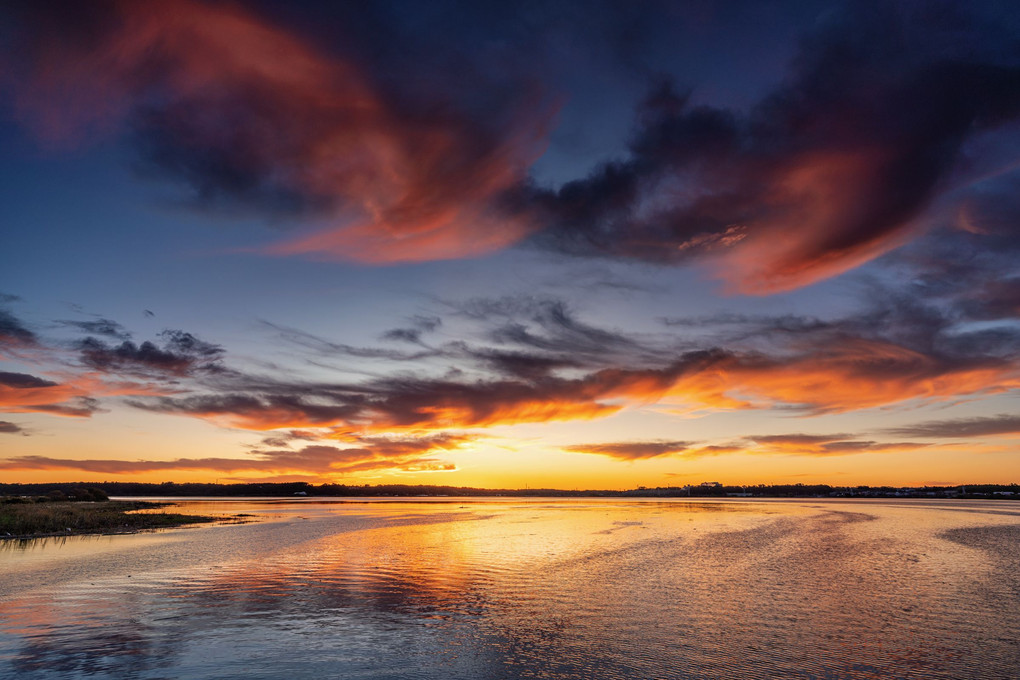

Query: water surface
<box><xmin>2</xmin><ymin>498</ymin><xmax>1018</xmax><ymax>679</ymax></box>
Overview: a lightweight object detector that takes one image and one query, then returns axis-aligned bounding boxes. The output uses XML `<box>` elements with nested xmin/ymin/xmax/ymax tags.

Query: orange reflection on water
<box><xmin>3</xmin><ymin>499</ymin><xmax>1020</xmax><ymax>679</ymax></box>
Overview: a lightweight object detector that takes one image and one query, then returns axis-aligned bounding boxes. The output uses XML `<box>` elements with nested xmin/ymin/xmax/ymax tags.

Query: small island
<box><xmin>1</xmin><ymin>488</ymin><xmax>217</xmax><ymax>539</ymax></box>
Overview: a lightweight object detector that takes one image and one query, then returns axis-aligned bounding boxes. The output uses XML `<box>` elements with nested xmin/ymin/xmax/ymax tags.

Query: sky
<box><xmin>2</xmin><ymin>0</ymin><xmax>1020</xmax><ymax>489</ymax></box>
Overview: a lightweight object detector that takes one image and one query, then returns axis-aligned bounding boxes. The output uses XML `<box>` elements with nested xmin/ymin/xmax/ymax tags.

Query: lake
<box><xmin>1</xmin><ymin>498</ymin><xmax>1018</xmax><ymax>679</ymax></box>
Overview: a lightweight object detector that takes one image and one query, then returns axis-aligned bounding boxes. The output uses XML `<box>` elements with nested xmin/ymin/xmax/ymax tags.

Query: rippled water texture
<box><xmin>1</xmin><ymin>498</ymin><xmax>1019</xmax><ymax>679</ymax></box>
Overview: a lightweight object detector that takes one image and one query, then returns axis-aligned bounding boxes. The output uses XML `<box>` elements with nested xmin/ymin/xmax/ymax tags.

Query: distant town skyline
<box><xmin>3</xmin><ymin>0</ymin><xmax>1020</xmax><ymax>488</ymax></box>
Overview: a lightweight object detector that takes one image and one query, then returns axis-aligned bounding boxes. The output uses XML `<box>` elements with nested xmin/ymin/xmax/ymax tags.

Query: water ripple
<box><xmin>2</xmin><ymin>499</ymin><xmax>1019</xmax><ymax>678</ymax></box>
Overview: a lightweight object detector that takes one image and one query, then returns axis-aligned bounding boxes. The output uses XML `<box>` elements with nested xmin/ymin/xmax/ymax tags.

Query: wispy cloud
<box><xmin>380</xmin><ymin>315</ymin><xmax>442</xmax><ymax>345</ymax></box>
<box><xmin>0</xmin><ymin>421</ymin><xmax>25</xmax><ymax>435</ymax></box>
<box><xmin>56</xmin><ymin>318</ymin><xmax>132</xmax><ymax>341</ymax></box>
<box><xmin>0</xmin><ymin>308</ymin><xmax>39</xmax><ymax>353</ymax></box>
<box><xmin>0</xmin><ymin>432</ymin><xmax>474</xmax><ymax>476</ymax></box>
<box><xmin>562</xmin><ymin>440</ymin><xmax>693</xmax><ymax>461</ymax></box>
<box><xmin>746</xmin><ymin>434</ymin><xmax>929</xmax><ymax>457</ymax></box>
<box><xmin>562</xmin><ymin>433</ymin><xmax>931</xmax><ymax>461</ymax></box>
<box><xmin>884</xmin><ymin>414</ymin><xmax>1020</xmax><ymax>439</ymax></box>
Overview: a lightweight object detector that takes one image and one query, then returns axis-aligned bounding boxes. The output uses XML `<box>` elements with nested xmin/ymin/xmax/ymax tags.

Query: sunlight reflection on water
<box><xmin>1</xmin><ymin>498</ymin><xmax>1019</xmax><ymax>679</ymax></box>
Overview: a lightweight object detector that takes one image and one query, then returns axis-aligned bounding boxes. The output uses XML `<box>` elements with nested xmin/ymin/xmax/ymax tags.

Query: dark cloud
<box><xmin>884</xmin><ymin>226</ymin><xmax>1020</xmax><ymax>335</ymax></box>
<box><xmin>885</xmin><ymin>414</ymin><xmax>1020</xmax><ymax>439</ymax></box>
<box><xmin>271</xmin><ymin>300</ymin><xmax>639</xmax><ymax>382</ymax></box>
<box><xmin>970</xmin><ymin>277</ymin><xmax>1020</xmax><ymax>321</ymax></box>
<box><xmin>131</xmin><ymin>393</ymin><xmax>364</xmax><ymax>429</ymax></box>
<box><xmin>0</xmin><ymin>309</ymin><xmax>213</xmax><ymax>420</ymax></box>
<box><xmin>27</xmin><ymin>397</ymin><xmax>103</xmax><ymax>418</ymax></box>
<box><xmin>0</xmin><ymin>371</ymin><xmax>58</xmax><ymax>389</ymax></box>
<box><xmin>411</xmin><ymin>315</ymin><xmax>442</xmax><ymax>332</ymax></box>
<box><xmin>526</xmin><ymin>3</ymin><xmax>1020</xmax><ymax>292</ymax></box>
<box><xmin>6</xmin><ymin>285</ymin><xmax>1014</xmax><ymax>446</ymax></box>
<box><xmin>77</xmin><ymin>330</ymin><xmax>224</xmax><ymax>377</ymax></box>
<box><xmin>57</xmin><ymin>318</ymin><xmax>132</xmax><ymax>340</ymax></box>
<box><xmin>468</xmin><ymin>348</ymin><xmax>583</xmax><ymax>381</ymax></box>
<box><xmin>0</xmin><ymin>368</ymin><xmax>111</xmax><ymax>418</ymax></box>
<box><xmin>563</xmin><ymin>440</ymin><xmax>693</xmax><ymax>460</ymax></box>
<box><xmin>453</xmin><ymin>296</ymin><xmax>643</xmax><ymax>360</ymax></box>
<box><xmin>0</xmin><ymin>421</ymin><xmax>25</xmax><ymax>434</ymax></box>
<box><xmin>109</xmin><ymin>285</ymin><xmax>1020</xmax><ymax>433</ymax></box>
<box><xmin>380</xmin><ymin>315</ymin><xmax>443</xmax><ymax>344</ymax></box>
<box><xmin>352</xmin><ymin>432</ymin><xmax>476</xmax><ymax>457</ymax></box>
<box><xmin>9</xmin><ymin>1</ymin><xmax>1020</xmax><ymax>294</ymax></box>
<box><xmin>381</xmin><ymin>328</ymin><xmax>426</xmax><ymax>344</ymax></box>
<box><xmin>359</xmin><ymin>349</ymin><xmax>723</xmax><ymax>429</ymax></box>
<box><xmin>269</xmin><ymin>301</ymin><xmax>644</xmax><ymax>381</ymax></box>
<box><xmin>259</xmin><ymin>429</ymin><xmax>320</xmax><ymax>448</ymax></box>
<box><xmin>661</xmin><ymin>285</ymin><xmax>1020</xmax><ymax>390</ymax></box>
<box><xmin>6</xmin><ymin>0</ymin><xmax>553</xmax><ymax>262</ymax></box>
<box><xmin>0</xmin><ymin>432</ymin><xmax>473</xmax><ymax>474</ymax></box>
<box><xmin>127</xmin><ymin>347</ymin><xmax>732</xmax><ymax>432</ymax></box>
<box><xmin>0</xmin><ymin>308</ymin><xmax>38</xmax><ymax>348</ymax></box>
<box><xmin>265</xmin><ymin>321</ymin><xmax>439</xmax><ymax>362</ymax></box>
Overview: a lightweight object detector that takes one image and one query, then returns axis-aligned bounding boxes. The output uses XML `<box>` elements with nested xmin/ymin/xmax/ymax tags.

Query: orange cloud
<box><xmin>745</xmin><ymin>434</ymin><xmax>930</xmax><ymax>457</ymax></box>
<box><xmin>0</xmin><ymin>370</ymin><xmax>171</xmax><ymax>417</ymax></box>
<box><xmin>11</xmin><ymin>0</ymin><xmax>552</xmax><ymax>263</ymax></box>
<box><xmin>683</xmin><ymin>444</ymin><xmax>747</xmax><ymax>458</ymax></box>
<box><xmin>132</xmin><ymin>336</ymin><xmax>1020</xmax><ymax>438</ymax></box>
<box><xmin>662</xmin><ymin>340</ymin><xmax>1020</xmax><ymax>413</ymax></box>
<box><xmin>144</xmin><ymin>387</ymin><xmax>624</xmax><ymax>434</ymax></box>
<box><xmin>719</xmin><ymin>149</ymin><xmax>919</xmax><ymax>294</ymax></box>
<box><xmin>0</xmin><ymin>433</ymin><xmax>474</xmax><ymax>476</ymax></box>
<box><xmin>563</xmin><ymin>440</ymin><xmax>693</xmax><ymax>461</ymax></box>
<box><xmin>562</xmin><ymin>434</ymin><xmax>932</xmax><ymax>462</ymax></box>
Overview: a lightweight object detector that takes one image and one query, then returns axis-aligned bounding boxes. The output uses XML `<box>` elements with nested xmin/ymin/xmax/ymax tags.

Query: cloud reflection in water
<box><xmin>1</xmin><ymin>499</ymin><xmax>1019</xmax><ymax>679</ymax></box>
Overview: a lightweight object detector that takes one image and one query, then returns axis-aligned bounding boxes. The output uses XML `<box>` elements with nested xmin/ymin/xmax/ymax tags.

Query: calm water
<box><xmin>1</xmin><ymin>498</ymin><xmax>1018</xmax><ymax>679</ymax></box>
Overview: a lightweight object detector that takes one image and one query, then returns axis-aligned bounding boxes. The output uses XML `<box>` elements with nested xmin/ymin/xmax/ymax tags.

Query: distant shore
<box><xmin>0</xmin><ymin>499</ymin><xmax>219</xmax><ymax>540</ymax></box>
<box><xmin>1</xmin><ymin>481</ymin><xmax>1018</xmax><ymax>500</ymax></box>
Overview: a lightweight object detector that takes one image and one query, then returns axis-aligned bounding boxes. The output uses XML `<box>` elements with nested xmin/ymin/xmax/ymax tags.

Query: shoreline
<box><xmin>0</xmin><ymin>500</ymin><xmax>222</xmax><ymax>541</ymax></box>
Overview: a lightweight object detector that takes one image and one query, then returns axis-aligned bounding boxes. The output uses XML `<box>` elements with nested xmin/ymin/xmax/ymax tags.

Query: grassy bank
<box><xmin>0</xmin><ymin>499</ymin><xmax>218</xmax><ymax>539</ymax></box>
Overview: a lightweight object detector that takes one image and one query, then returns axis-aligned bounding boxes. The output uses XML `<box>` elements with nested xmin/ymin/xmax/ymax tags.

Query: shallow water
<box><xmin>1</xmin><ymin>498</ymin><xmax>1018</xmax><ymax>679</ymax></box>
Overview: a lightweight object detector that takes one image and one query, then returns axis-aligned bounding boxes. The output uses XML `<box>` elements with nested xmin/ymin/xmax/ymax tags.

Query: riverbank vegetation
<box><xmin>0</xmin><ymin>498</ymin><xmax>217</xmax><ymax>538</ymax></box>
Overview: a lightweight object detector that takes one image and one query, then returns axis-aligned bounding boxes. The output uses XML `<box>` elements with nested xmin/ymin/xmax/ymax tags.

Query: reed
<box><xmin>0</xmin><ymin>499</ymin><xmax>217</xmax><ymax>538</ymax></box>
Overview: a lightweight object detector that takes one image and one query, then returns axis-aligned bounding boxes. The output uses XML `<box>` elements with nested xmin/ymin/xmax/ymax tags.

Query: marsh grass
<box><xmin>0</xmin><ymin>500</ymin><xmax>217</xmax><ymax>538</ymax></box>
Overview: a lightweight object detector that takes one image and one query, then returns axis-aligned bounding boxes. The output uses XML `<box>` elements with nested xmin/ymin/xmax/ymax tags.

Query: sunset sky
<box><xmin>3</xmin><ymin>0</ymin><xmax>1020</xmax><ymax>488</ymax></box>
